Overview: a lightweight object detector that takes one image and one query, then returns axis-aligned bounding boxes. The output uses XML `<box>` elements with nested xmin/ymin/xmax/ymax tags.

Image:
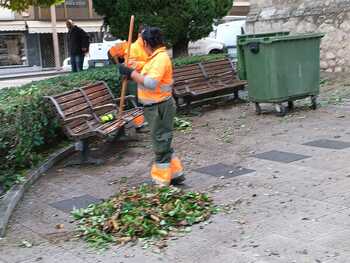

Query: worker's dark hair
<box><xmin>141</xmin><ymin>27</ymin><xmax>164</xmax><ymax>49</ymax></box>
<box><xmin>107</xmin><ymin>50</ymin><xmax>116</xmax><ymax>65</ymax></box>
<box><xmin>138</xmin><ymin>24</ymin><xmax>147</xmax><ymax>34</ymax></box>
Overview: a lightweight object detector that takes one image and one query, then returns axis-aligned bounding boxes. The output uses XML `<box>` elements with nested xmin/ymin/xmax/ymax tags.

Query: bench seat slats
<box><xmin>46</xmin><ymin>81</ymin><xmax>144</xmax><ymax>140</ymax></box>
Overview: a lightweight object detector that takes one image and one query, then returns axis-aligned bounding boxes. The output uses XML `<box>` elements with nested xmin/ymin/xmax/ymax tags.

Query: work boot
<box><xmin>151</xmin><ymin>163</ymin><xmax>171</xmax><ymax>187</ymax></box>
<box><xmin>170</xmin><ymin>155</ymin><xmax>185</xmax><ymax>185</ymax></box>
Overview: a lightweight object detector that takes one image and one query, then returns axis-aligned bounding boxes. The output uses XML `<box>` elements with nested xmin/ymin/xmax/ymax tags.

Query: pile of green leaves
<box><xmin>72</xmin><ymin>185</ymin><xmax>216</xmax><ymax>249</ymax></box>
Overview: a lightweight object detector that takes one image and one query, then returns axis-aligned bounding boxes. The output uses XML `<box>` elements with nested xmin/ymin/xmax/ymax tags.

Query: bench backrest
<box><xmin>173</xmin><ymin>63</ymin><xmax>207</xmax><ymax>84</ymax></box>
<box><xmin>202</xmin><ymin>59</ymin><xmax>236</xmax><ymax>79</ymax></box>
<box><xmin>46</xmin><ymin>89</ymin><xmax>94</xmax><ymax>137</ymax></box>
<box><xmin>80</xmin><ymin>82</ymin><xmax>115</xmax><ymax>116</ymax></box>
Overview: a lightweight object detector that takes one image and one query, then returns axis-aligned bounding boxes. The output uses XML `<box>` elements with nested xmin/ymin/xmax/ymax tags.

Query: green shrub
<box><xmin>0</xmin><ymin>54</ymin><xmax>228</xmax><ymax>192</ymax></box>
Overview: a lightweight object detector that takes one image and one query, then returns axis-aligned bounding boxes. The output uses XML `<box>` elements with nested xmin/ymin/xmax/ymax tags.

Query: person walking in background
<box><xmin>118</xmin><ymin>27</ymin><xmax>185</xmax><ymax>186</ymax></box>
<box><xmin>66</xmin><ymin>19</ymin><xmax>90</xmax><ymax>72</ymax></box>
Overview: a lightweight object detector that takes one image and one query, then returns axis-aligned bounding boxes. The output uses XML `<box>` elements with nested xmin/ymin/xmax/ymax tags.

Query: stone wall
<box><xmin>247</xmin><ymin>0</ymin><xmax>350</xmax><ymax>72</ymax></box>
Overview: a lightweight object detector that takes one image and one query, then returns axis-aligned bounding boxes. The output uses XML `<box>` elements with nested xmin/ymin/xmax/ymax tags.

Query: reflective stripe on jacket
<box><xmin>138</xmin><ymin>47</ymin><xmax>173</xmax><ymax>105</ymax></box>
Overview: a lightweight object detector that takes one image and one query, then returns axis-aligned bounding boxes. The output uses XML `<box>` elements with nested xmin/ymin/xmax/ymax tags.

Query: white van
<box><xmin>213</xmin><ymin>19</ymin><xmax>246</xmax><ymax>57</ymax></box>
<box><xmin>188</xmin><ymin>37</ymin><xmax>226</xmax><ymax>56</ymax></box>
<box><xmin>189</xmin><ymin>18</ymin><xmax>246</xmax><ymax>58</ymax></box>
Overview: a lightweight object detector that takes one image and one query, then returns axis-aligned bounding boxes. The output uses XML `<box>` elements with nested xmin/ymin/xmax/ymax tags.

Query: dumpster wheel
<box><xmin>311</xmin><ymin>96</ymin><xmax>318</xmax><ymax>110</ymax></box>
<box><xmin>275</xmin><ymin>103</ymin><xmax>287</xmax><ymax>117</ymax></box>
<box><xmin>288</xmin><ymin>101</ymin><xmax>294</xmax><ymax>110</ymax></box>
<box><xmin>255</xmin><ymin>103</ymin><xmax>262</xmax><ymax>115</ymax></box>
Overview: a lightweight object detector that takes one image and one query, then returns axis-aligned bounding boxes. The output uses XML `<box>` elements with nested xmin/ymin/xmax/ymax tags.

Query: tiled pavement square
<box><xmin>49</xmin><ymin>195</ymin><xmax>102</xmax><ymax>213</ymax></box>
<box><xmin>194</xmin><ymin>163</ymin><xmax>255</xmax><ymax>178</ymax></box>
<box><xmin>303</xmin><ymin>139</ymin><xmax>350</xmax><ymax>150</ymax></box>
<box><xmin>253</xmin><ymin>150</ymin><xmax>311</xmax><ymax>163</ymax></box>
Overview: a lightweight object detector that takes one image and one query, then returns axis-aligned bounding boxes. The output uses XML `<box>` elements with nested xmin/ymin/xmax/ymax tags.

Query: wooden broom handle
<box><xmin>119</xmin><ymin>15</ymin><xmax>135</xmax><ymax>114</ymax></box>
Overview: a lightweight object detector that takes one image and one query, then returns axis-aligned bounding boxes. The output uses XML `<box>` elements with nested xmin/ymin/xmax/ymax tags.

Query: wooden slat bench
<box><xmin>173</xmin><ymin>58</ymin><xmax>247</xmax><ymax>108</ymax></box>
<box><xmin>45</xmin><ymin>81</ymin><xmax>143</xmax><ymax>165</ymax></box>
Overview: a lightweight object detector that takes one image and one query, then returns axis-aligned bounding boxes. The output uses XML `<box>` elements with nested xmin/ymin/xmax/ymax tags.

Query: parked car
<box><xmin>188</xmin><ymin>37</ymin><xmax>226</xmax><ymax>56</ymax></box>
<box><xmin>188</xmin><ymin>18</ymin><xmax>246</xmax><ymax>58</ymax></box>
<box><xmin>213</xmin><ymin>19</ymin><xmax>246</xmax><ymax>57</ymax></box>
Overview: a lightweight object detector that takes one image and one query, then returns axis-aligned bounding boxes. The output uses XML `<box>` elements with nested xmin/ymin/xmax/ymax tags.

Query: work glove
<box><xmin>119</xmin><ymin>64</ymin><xmax>134</xmax><ymax>79</ymax></box>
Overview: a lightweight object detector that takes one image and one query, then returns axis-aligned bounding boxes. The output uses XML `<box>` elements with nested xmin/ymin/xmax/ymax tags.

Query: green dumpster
<box><xmin>240</xmin><ymin>33</ymin><xmax>324</xmax><ymax>116</ymax></box>
<box><xmin>237</xmin><ymin>32</ymin><xmax>290</xmax><ymax>80</ymax></box>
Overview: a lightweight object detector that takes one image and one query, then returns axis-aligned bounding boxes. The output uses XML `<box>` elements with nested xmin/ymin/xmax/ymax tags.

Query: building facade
<box><xmin>247</xmin><ymin>0</ymin><xmax>350</xmax><ymax>72</ymax></box>
<box><xmin>0</xmin><ymin>1</ymin><xmax>103</xmax><ymax>74</ymax></box>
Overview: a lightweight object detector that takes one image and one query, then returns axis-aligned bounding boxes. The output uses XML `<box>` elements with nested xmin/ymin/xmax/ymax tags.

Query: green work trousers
<box><xmin>143</xmin><ymin>98</ymin><xmax>176</xmax><ymax>164</ymax></box>
<box><xmin>127</xmin><ymin>81</ymin><xmax>139</xmax><ymax>105</ymax></box>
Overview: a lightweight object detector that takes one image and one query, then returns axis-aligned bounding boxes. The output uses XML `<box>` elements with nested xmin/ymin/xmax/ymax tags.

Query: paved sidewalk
<box><xmin>0</xmin><ymin>70</ymin><xmax>69</xmax><ymax>90</ymax></box>
<box><xmin>1</xmin><ymin>99</ymin><xmax>350</xmax><ymax>263</ymax></box>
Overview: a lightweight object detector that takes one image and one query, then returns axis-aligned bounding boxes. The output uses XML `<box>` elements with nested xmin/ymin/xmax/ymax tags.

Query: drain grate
<box><xmin>195</xmin><ymin>163</ymin><xmax>255</xmax><ymax>178</ymax></box>
<box><xmin>50</xmin><ymin>195</ymin><xmax>102</xmax><ymax>213</ymax></box>
<box><xmin>254</xmin><ymin>150</ymin><xmax>310</xmax><ymax>163</ymax></box>
<box><xmin>303</xmin><ymin>139</ymin><xmax>350</xmax><ymax>150</ymax></box>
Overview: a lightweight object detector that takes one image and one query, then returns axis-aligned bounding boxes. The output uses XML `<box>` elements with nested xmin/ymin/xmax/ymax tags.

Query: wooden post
<box><xmin>50</xmin><ymin>5</ymin><xmax>61</xmax><ymax>69</ymax></box>
<box><xmin>118</xmin><ymin>15</ymin><xmax>135</xmax><ymax>114</ymax></box>
<box><xmin>88</xmin><ymin>0</ymin><xmax>94</xmax><ymax>18</ymax></box>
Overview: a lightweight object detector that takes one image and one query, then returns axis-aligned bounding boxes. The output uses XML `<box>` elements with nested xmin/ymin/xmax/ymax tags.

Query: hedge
<box><xmin>0</xmin><ymin>54</ymin><xmax>226</xmax><ymax>192</ymax></box>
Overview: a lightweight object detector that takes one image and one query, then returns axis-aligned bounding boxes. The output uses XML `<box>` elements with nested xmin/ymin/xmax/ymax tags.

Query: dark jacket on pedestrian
<box><xmin>68</xmin><ymin>25</ymin><xmax>90</xmax><ymax>56</ymax></box>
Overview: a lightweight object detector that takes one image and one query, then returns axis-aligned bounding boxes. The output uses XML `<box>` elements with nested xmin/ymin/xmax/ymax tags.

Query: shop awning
<box><xmin>0</xmin><ymin>21</ymin><xmax>26</xmax><ymax>31</ymax></box>
<box><xmin>26</xmin><ymin>20</ymin><xmax>103</xmax><ymax>34</ymax></box>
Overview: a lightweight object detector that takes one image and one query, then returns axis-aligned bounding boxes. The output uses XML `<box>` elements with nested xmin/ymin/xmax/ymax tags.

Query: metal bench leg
<box><xmin>65</xmin><ymin>139</ymin><xmax>104</xmax><ymax>166</ymax></box>
<box><xmin>185</xmin><ymin>98</ymin><xmax>192</xmax><ymax>112</ymax></box>
<box><xmin>233</xmin><ymin>89</ymin><xmax>246</xmax><ymax>103</ymax></box>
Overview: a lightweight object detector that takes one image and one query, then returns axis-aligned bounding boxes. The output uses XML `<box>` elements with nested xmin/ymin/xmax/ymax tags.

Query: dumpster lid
<box><xmin>237</xmin><ymin>31</ymin><xmax>290</xmax><ymax>41</ymax></box>
<box><xmin>239</xmin><ymin>33</ymin><xmax>325</xmax><ymax>45</ymax></box>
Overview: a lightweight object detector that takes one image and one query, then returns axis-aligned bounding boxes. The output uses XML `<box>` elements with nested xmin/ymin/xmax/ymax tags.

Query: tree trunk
<box><xmin>172</xmin><ymin>40</ymin><xmax>189</xmax><ymax>58</ymax></box>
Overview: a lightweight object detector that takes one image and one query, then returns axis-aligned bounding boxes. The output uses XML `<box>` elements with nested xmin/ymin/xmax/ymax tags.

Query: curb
<box><xmin>0</xmin><ymin>71</ymin><xmax>69</xmax><ymax>81</ymax></box>
<box><xmin>0</xmin><ymin>144</ymin><xmax>75</xmax><ymax>237</ymax></box>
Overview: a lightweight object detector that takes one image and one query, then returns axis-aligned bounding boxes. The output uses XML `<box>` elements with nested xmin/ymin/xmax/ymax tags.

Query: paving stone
<box><xmin>239</xmin><ymin>234</ymin><xmax>345</xmax><ymax>263</ymax></box>
<box><xmin>303</xmin><ymin>139</ymin><xmax>350</xmax><ymax>150</ymax></box>
<box><xmin>297</xmin><ymin>152</ymin><xmax>350</xmax><ymax>172</ymax></box>
<box><xmin>314</xmin><ymin>228</ymin><xmax>350</xmax><ymax>253</ymax></box>
<box><xmin>49</xmin><ymin>195</ymin><xmax>101</xmax><ymax>214</ymax></box>
<box><xmin>19</xmin><ymin>251</ymin><xmax>87</xmax><ymax>263</ymax></box>
<box><xmin>0</xmin><ymin>223</ymin><xmax>63</xmax><ymax>263</ymax></box>
<box><xmin>303</xmin><ymin>179</ymin><xmax>350</xmax><ymax>203</ymax></box>
<box><xmin>253</xmin><ymin>150</ymin><xmax>311</xmax><ymax>163</ymax></box>
<box><xmin>30</xmin><ymin>172</ymin><xmax>114</xmax><ymax>203</ymax></box>
<box><xmin>194</xmin><ymin>163</ymin><xmax>255</xmax><ymax>178</ymax></box>
<box><xmin>261</xmin><ymin>217</ymin><xmax>348</xmax><ymax>244</ymax></box>
<box><xmin>317</xmin><ymin>208</ymin><xmax>350</xmax><ymax>229</ymax></box>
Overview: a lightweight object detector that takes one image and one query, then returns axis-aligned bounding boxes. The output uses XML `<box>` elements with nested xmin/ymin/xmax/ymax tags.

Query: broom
<box><xmin>118</xmin><ymin>15</ymin><xmax>135</xmax><ymax>115</ymax></box>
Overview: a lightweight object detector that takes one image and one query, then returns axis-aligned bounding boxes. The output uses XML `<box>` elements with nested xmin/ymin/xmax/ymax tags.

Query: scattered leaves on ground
<box><xmin>174</xmin><ymin>116</ymin><xmax>192</xmax><ymax>132</ymax></box>
<box><xmin>72</xmin><ymin>185</ymin><xmax>217</xmax><ymax>250</ymax></box>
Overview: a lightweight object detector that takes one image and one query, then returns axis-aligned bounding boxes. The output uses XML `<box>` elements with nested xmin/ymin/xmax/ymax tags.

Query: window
<box><xmin>0</xmin><ymin>34</ymin><xmax>27</xmax><ymax>67</ymax></box>
<box><xmin>65</xmin><ymin>0</ymin><xmax>87</xmax><ymax>7</ymax></box>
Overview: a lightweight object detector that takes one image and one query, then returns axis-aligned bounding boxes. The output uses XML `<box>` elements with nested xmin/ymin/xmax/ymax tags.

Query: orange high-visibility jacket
<box><xmin>138</xmin><ymin>47</ymin><xmax>173</xmax><ymax>105</ymax></box>
<box><xmin>127</xmin><ymin>37</ymin><xmax>149</xmax><ymax>72</ymax></box>
<box><xmin>108</xmin><ymin>37</ymin><xmax>148</xmax><ymax>72</ymax></box>
<box><xmin>109</xmin><ymin>41</ymin><xmax>128</xmax><ymax>59</ymax></box>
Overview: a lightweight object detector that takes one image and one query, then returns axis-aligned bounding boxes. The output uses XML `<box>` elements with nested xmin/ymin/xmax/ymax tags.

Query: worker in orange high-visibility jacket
<box><xmin>108</xmin><ymin>28</ymin><xmax>149</xmax><ymax>129</ymax></box>
<box><xmin>119</xmin><ymin>27</ymin><xmax>185</xmax><ymax>186</ymax></box>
